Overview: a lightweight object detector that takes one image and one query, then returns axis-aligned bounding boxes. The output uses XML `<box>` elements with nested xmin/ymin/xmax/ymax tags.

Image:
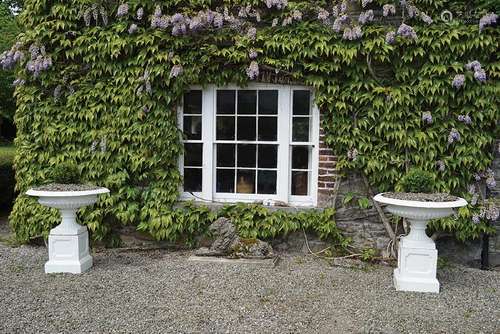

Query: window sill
<box><xmin>175</xmin><ymin>198</ymin><xmax>324</xmax><ymax>212</ymax></box>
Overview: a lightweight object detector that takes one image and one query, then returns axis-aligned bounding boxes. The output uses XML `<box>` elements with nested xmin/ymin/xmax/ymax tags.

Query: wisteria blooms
<box><xmin>347</xmin><ymin>148</ymin><xmax>358</xmax><ymax>161</ymax></box>
<box><xmin>128</xmin><ymin>24</ymin><xmax>138</xmax><ymax>34</ymax></box>
<box><xmin>358</xmin><ymin>10</ymin><xmax>374</xmax><ymax>25</ymax></box>
<box><xmin>26</xmin><ymin>44</ymin><xmax>52</xmax><ymax>78</ymax></box>
<box><xmin>436</xmin><ymin>160</ymin><xmax>445</xmax><ymax>172</ymax></box>
<box><xmin>0</xmin><ymin>42</ymin><xmax>24</xmax><ymax>70</ymax></box>
<box><xmin>292</xmin><ymin>10</ymin><xmax>303</xmax><ymax>21</ymax></box>
<box><xmin>169</xmin><ymin>65</ymin><xmax>183</xmax><ymax>78</ymax></box>
<box><xmin>451</xmin><ymin>74</ymin><xmax>465</xmax><ymax>89</ymax></box>
<box><xmin>397</xmin><ymin>23</ymin><xmax>417</xmax><ymax>40</ymax></box>
<box><xmin>100</xmin><ymin>7</ymin><xmax>108</xmax><ymax>25</ymax></box>
<box><xmin>474</xmin><ymin>69</ymin><xmax>487</xmax><ymax>82</ymax></box>
<box><xmin>137</xmin><ymin>70</ymin><xmax>152</xmax><ymax>95</ymax></box>
<box><xmin>246</xmin><ymin>27</ymin><xmax>257</xmax><ymax>40</ymax></box>
<box><xmin>465</xmin><ymin>60</ymin><xmax>482</xmax><ymax>72</ymax></box>
<box><xmin>136</xmin><ymin>8</ymin><xmax>144</xmax><ymax>20</ymax></box>
<box><xmin>151</xmin><ymin>6</ymin><xmax>169</xmax><ymax>30</ymax></box>
<box><xmin>317</xmin><ymin>8</ymin><xmax>329</xmax><ymax>22</ymax></box>
<box><xmin>420</xmin><ymin>13</ymin><xmax>433</xmax><ymax>24</ymax></box>
<box><xmin>383</xmin><ymin>4</ymin><xmax>396</xmax><ymax>17</ymax></box>
<box><xmin>248</xmin><ymin>50</ymin><xmax>258</xmax><ymax>59</ymax></box>
<box><xmin>447</xmin><ymin>128</ymin><xmax>460</xmax><ymax>144</ymax></box>
<box><xmin>332</xmin><ymin>15</ymin><xmax>348</xmax><ymax>33</ymax></box>
<box><xmin>82</xmin><ymin>5</ymin><xmax>108</xmax><ymax>26</ymax></box>
<box><xmin>385</xmin><ymin>31</ymin><xmax>396</xmax><ymax>44</ymax></box>
<box><xmin>422</xmin><ymin>111</ymin><xmax>432</xmax><ymax>124</ymax></box>
<box><xmin>246</xmin><ymin>61</ymin><xmax>259</xmax><ymax>80</ymax></box>
<box><xmin>457</xmin><ymin>115</ymin><xmax>472</xmax><ymax>125</ymax></box>
<box><xmin>116</xmin><ymin>3</ymin><xmax>129</xmax><ymax>18</ymax></box>
<box><xmin>343</xmin><ymin>26</ymin><xmax>363</xmax><ymax>40</ymax></box>
<box><xmin>472</xmin><ymin>215</ymin><xmax>480</xmax><ymax>224</ymax></box>
<box><xmin>53</xmin><ymin>85</ymin><xmax>62</xmax><ymax>101</ymax></box>
<box><xmin>479</xmin><ymin>13</ymin><xmax>498</xmax><ymax>32</ymax></box>
<box><xmin>265</xmin><ymin>0</ymin><xmax>288</xmax><ymax>10</ymax></box>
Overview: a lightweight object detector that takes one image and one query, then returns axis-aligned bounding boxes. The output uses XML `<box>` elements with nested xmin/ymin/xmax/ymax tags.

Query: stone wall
<box><xmin>488</xmin><ymin>139</ymin><xmax>500</xmax><ymax>266</ymax></box>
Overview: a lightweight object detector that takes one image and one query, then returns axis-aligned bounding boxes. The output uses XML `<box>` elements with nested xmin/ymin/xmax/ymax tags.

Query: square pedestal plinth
<box><xmin>394</xmin><ymin>241</ymin><xmax>439</xmax><ymax>293</ymax></box>
<box><xmin>45</xmin><ymin>229</ymin><xmax>93</xmax><ymax>274</ymax></box>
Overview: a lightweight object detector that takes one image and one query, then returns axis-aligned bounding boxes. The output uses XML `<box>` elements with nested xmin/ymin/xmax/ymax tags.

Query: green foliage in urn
<box><xmin>48</xmin><ymin>161</ymin><xmax>81</xmax><ymax>184</ymax></box>
<box><xmin>396</xmin><ymin>168</ymin><xmax>435</xmax><ymax>193</ymax></box>
<box><xmin>3</xmin><ymin>0</ymin><xmax>498</xmax><ymax>244</ymax></box>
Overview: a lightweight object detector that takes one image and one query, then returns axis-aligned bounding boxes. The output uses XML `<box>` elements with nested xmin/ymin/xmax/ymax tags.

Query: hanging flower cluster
<box><xmin>479</xmin><ymin>13</ymin><xmax>498</xmax><ymax>32</ymax></box>
<box><xmin>421</xmin><ymin>111</ymin><xmax>432</xmax><ymax>124</ymax></box>
<box><xmin>383</xmin><ymin>4</ymin><xmax>396</xmax><ymax>17</ymax></box>
<box><xmin>265</xmin><ymin>0</ymin><xmax>288</xmax><ymax>10</ymax></box>
<box><xmin>137</xmin><ymin>70</ymin><xmax>152</xmax><ymax>95</ymax></box>
<box><xmin>246</xmin><ymin>61</ymin><xmax>259</xmax><ymax>80</ymax></box>
<box><xmin>169</xmin><ymin>65</ymin><xmax>183</xmax><ymax>79</ymax></box>
<box><xmin>457</xmin><ymin>114</ymin><xmax>472</xmax><ymax>125</ymax></box>
<box><xmin>347</xmin><ymin>148</ymin><xmax>358</xmax><ymax>161</ymax></box>
<box><xmin>81</xmin><ymin>4</ymin><xmax>108</xmax><ymax>26</ymax></box>
<box><xmin>116</xmin><ymin>3</ymin><xmax>128</xmax><ymax>18</ymax></box>
<box><xmin>436</xmin><ymin>160</ymin><xmax>445</xmax><ymax>172</ymax></box>
<box><xmin>26</xmin><ymin>44</ymin><xmax>52</xmax><ymax>78</ymax></box>
<box><xmin>0</xmin><ymin>42</ymin><xmax>24</xmax><ymax>70</ymax></box>
<box><xmin>451</xmin><ymin>74</ymin><xmax>465</xmax><ymax>89</ymax></box>
<box><xmin>447</xmin><ymin>128</ymin><xmax>460</xmax><ymax>144</ymax></box>
<box><xmin>465</xmin><ymin>60</ymin><xmax>487</xmax><ymax>83</ymax></box>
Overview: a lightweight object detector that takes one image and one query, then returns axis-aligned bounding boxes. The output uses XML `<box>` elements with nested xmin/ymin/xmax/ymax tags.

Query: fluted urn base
<box><xmin>26</xmin><ymin>187</ymin><xmax>109</xmax><ymax>274</ymax></box>
<box><xmin>373</xmin><ymin>193</ymin><xmax>467</xmax><ymax>294</ymax></box>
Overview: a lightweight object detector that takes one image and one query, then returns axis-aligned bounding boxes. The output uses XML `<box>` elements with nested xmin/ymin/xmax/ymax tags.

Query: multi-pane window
<box><xmin>179</xmin><ymin>85</ymin><xmax>319</xmax><ymax>206</ymax></box>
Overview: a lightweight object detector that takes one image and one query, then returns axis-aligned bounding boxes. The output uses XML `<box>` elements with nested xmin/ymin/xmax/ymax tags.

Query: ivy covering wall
<box><xmin>4</xmin><ymin>0</ymin><xmax>499</xmax><ymax>245</ymax></box>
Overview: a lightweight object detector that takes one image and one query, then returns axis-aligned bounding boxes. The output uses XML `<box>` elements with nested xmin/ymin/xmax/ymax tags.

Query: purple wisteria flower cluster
<box><xmin>358</xmin><ymin>10</ymin><xmax>374</xmax><ymax>25</ymax></box>
<box><xmin>82</xmin><ymin>4</ymin><xmax>108</xmax><ymax>26</ymax></box>
<box><xmin>136</xmin><ymin>7</ymin><xmax>144</xmax><ymax>20</ymax></box>
<box><xmin>347</xmin><ymin>148</ymin><xmax>358</xmax><ymax>161</ymax></box>
<box><xmin>265</xmin><ymin>0</ymin><xmax>288</xmax><ymax>10</ymax></box>
<box><xmin>464</xmin><ymin>60</ymin><xmax>487</xmax><ymax>83</ymax></box>
<box><xmin>137</xmin><ymin>70</ymin><xmax>152</xmax><ymax>95</ymax></box>
<box><xmin>116</xmin><ymin>3</ymin><xmax>128</xmax><ymax>18</ymax></box>
<box><xmin>422</xmin><ymin>111</ymin><xmax>432</xmax><ymax>124</ymax></box>
<box><xmin>343</xmin><ymin>26</ymin><xmax>363</xmax><ymax>40</ymax></box>
<box><xmin>361</xmin><ymin>0</ymin><xmax>372</xmax><ymax>8</ymax></box>
<box><xmin>246</xmin><ymin>61</ymin><xmax>259</xmax><ymax>80</ymax></box>
<box><xmin>26</xmin><ymin>44</ymin><xmax>52</xmax><ymax>78</ymax></box>
<box><xmin>12</xmin><ymin>78</ymin><xmax>25</xmax><ymax>87</ymax></box>
<box><xmin>383</xmin><ymin>4</ymin><xmax>396</xmax><ymax>17</ymax></box>
<box><xmin>0</xmin><ymin>42</ymin><xmax>24</xmax><ymax>70</ymax></box>
<box><xmin>473</xmin><ymin>169</ymin><xmax>496</xmax><ymax>190</ymax></box>
<box><xmin>436</xmin><ymin>160</ymin><xmax>445</xmax><ymax>172</ymax></box>
<box><xmin>151</xmin><ymin>6</ymin><xmax>169</xmax><ymax>29</ymax></box>
<box><xmin>479</xmin><ymin>13</ymin><xmax>498</xmax><ymax>32</ymax></box>
<box><xmin>128</xmin><ymin>24</ymin><xmax>138</xmax><ymax>34</ymax></box>
<box><xmin>397</xmin><ymin>23</ymin><xmax>417</xmax><ymax>40</ymax></box>
<box><xmin>317</xmin><ymin>8</ymin><xmax>329</xmax><ymax>22</ymax></box>
<box><xmin>248</xmin><ymin>49</ymin><xmax>258</xmax><ymax>59</ymax></box>
<box><xmin>447</xmin><ymin>128</ymin><xmax>460</xmax><ymax>144</ymax></box>
<box><xmin>451</xmin><ymin>74</ymin><xmax>465</xmax><ymax>89</ymax></box>
<box><xmin>457</xmin><ymin>114</ymin><xmax>471</xmax><ymax>125</ymax></box>
<box><xmin>170</xmin><ymin>65</ymin><xmax>183</xmax><ymax>79</ymax></box>
<box><xmin>472</xmin><ymin>205</ymin><xmax>499</xmax><ymax>224</ymax></box>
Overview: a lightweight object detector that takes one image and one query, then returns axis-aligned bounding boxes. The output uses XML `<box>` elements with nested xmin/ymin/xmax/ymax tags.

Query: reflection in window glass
<box><xmin>259</xmin><ymin>90</ymin><xmax>278</xmax><ymax>115</ymax></box>
<box><xmin>216</xmin><ymin>116</ymin><xmax>235</xmax><ymax>140</ymax></box>
<box><xmin>217</xmin><ymin>169</ymin><xmax>235</xmax><ymax>193</ymax></box>
<box><xmin>292</xmin><ymin>146</ymin><xmax>309</xmax><ymax>170</ymax></box>
<box><xmin>258</xmin><ymin>170</ymin><xmax>277</xmax><ymax>194</ymax></box>
<box><xmin>238</xmin><ymin>90</ymin><xmax>257</xmax><ymax>114</ymax></box>
<box><xmin>217</xmin><ymin>90</ymin><xmax>235</xmax><ymax>114</ymax></box>
<box><xmin>237</xmin><ymin>144</ymin><xmax>256</xmax><ymax>168</ymax></box>
<box><xmin>217</xmin><ymin>144</ymin><xmax>235</xmax><ymax>167</ymax></box>
<box><xmin>237</xmin><ymin>116</ymin><xmax>257</xmax><ymax>141</ymax></box>
<box><xmin>184</xmin><ymin>90</ymin><xmax>202</xmax><ymax>114</ymax></box>
<box><xmin>184</xmin><ymin>168</ymin><xmax>202</xmax><ymax>192</ymax></box>
<box><xmin>258</xmin><ymin>145</ymin><xmax>277</xmax><ymax>168</ymax></box>
<box><xmin>291</xmin><ymin>171</ymin><xmax>309</xmax><ymax>196</ymax></box>
<box><xmin>293</xmin><ymin>90</ymin><xmax>310</xmax><ymax>115</ymax></box>
<box><xmin>258</xmin><ymin>117</ymin><xmax>277</xmax><ymax>141</ymax></box>
<box><xmin>292</xmin><ymin>117</ymin><xmax>310</xmax><ymax>142</ymax></box>
<box><xmin>184</xmin><ymin>143</ymin><xmax>202</xmax><ymax>167</ymax></box>
<box><xmin>183</xmin><ymin>116</ymin><xmax>202</xmax><ymax>140</ymax></box>
<box><xmin>236</xmin><ymin>169</ymin><xmax>256</xmax><ymax>194</ymax></box>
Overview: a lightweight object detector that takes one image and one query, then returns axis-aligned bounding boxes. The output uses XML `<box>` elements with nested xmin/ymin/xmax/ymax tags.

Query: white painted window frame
<box><xmin>178</xmin><ymin>83</ymin><xmax>319</xmax><ymax>207</ymax></box>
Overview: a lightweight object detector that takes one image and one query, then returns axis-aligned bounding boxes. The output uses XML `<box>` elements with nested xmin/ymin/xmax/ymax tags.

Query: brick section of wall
<box><xmin>317</xmin><ymin>125</ymin><xmax>338</xmax><ymax>207</ymax></box>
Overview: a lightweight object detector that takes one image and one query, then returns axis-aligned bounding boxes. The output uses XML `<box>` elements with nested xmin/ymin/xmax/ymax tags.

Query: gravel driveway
<box><xmin>0</xmin><ymin>243</ymin><xmax>499</xmax><ymax>334</ymax></box>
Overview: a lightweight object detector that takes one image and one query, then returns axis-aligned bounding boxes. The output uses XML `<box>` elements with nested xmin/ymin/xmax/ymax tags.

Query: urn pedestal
<box><xmin>26</xmin><ymin>188</ymin><xmax>110</xmax><ymax>274</ymax></box>
<box><xmin>373</xmin><ymin>194</ymin><xmax>467</xmax><ymax>293</ymax></box>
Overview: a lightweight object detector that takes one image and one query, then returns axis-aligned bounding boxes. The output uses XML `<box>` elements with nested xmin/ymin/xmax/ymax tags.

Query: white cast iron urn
<box><xmin>26</xmin><ymin>187</ymin><xmax>110</xmax><ymax>274</ymax></box>
<box><xmin>373</xmin><ymin>193</ymin><xmax>467</xmax><ymax>293</ymax></box>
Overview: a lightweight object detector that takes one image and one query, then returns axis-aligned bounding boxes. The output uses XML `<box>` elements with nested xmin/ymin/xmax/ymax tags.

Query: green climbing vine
<box><xmin>3</xmin><ymin>0</ymin><xmax>498</xmax><ymax>245</ymax></box>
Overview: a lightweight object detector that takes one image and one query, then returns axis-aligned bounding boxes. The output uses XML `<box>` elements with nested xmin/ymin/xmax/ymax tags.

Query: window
<box><xmin>179</xmin><ymin>84</ymin><xmax>319</xmax><ymax>206</ymax></box>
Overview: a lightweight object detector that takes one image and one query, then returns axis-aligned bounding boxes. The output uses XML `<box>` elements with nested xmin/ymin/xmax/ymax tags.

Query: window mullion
<box><xmin>277</xmin><ymin>87</ymin><xmax>290</xmax><ymax>203</ymax></box>
<box><xmin>202</xmin><ymin>87</ymin><xmax>214</xmax><ymax>200</ymax></box>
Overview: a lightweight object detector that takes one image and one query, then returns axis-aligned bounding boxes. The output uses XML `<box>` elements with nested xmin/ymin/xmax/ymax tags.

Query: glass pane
<box><xmin>184</xmin><ymin>143</ymin><xmax>202</xmax><ymax>167</ymax></box>
<box><xmin>183</xmin><ymin>116</ymin><xmax>202</xmax><ymax>140</ymax></box>
<box><xmin>257</xmin><ymin>170</ymin><xmax>277</xmax><ymax>194</ymax></box>
<box><xmin>236</xmin><ymin>169</ymin><xmax>255</xmax><ymax>194</ymax></box>
<box><xmin>238</xmin><ymin>90</ymin><xmax>257</xmax><ymax>114</ymax></box>
<box><xmin>184</xmin><ymin>90</ymin><xmax>202</xmax><ymax>114</ymax></box>
<box><xmin>217</xmin><ymin>90</ymin><xmax>235</xmax><ymax>114</ymax></box>
<box><xmin>216</xmin><ymin>116</ymin><xmax>235</xmax><ymax>140</ymax></box>
<box><xmin>258</xmin><ymin>117</ymin><xmax>277</xmax><ymax>141</ymax></box>
<box><xmin>237</xmin><ymin>116</ymin><xmax>256</xmax><ymax>141</ymax></box>
<box><xmin>216</xmin><ymin>169</ymin><xmax>235</xmax><ymax>193</ymax></box>
<box><xmin>258</xmin><ymin>145</ymin><xmax>277</xmax><ymax>168</ymax></box>
<box><xmin>291</xmin><ymin>171</ymin><xmax>309</xmax><ymax>196</ymax></box>
<box><xmin>183</xmin><ymin>168</ymin><xmax>202</xmax><ymax>192</ymax></box>
<box><xmin>259</xmin><ymin>90</ymin><xmax>278</xmax><ymax>115</ymax></box>
<box><xmin>217</xmin><ymin>144</ymin><xmax>235</xmax><ymax>167</ymax></box>
<box><xmin>293</xmin><ymin>90</ymin><xmax>310</xmax><ymax>115</ymax></box>
<box><xmin>237</xmin><ymin>144</ymin><xmax>256</xmax><ymax>167</ymax></box>
<box><xmin>292</xmin><ymin>117</ymin><xmax>310</xmax><ymax>142</ymax></box>
<box><xmin>292</xmin><ymin>146</ymin><xmax>309</xmax><ymax>170</ymax></box>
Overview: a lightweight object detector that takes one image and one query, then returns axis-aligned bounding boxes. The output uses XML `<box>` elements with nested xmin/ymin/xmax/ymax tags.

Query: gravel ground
<box><xmin>383</xmin><ymin>192</ymin><xmax>458</xmax><ymax>202</ymax></box>
<box><xmin>0</xmin><ymin>243</ymin><xmax>499</xmax><ymax>334</ymax></box>
<box><xmin>32</xmin><ymin>183</ymin><xmax>102</xmax><ymax>191</ymax></box>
